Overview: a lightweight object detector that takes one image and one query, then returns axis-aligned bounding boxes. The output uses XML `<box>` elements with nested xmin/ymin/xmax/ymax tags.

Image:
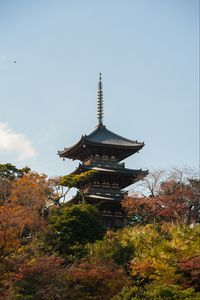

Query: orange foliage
<box><xmin>0</xmin><ymin>202</ymin><xmax>30</xmax><ymax>261</ymax></box>
<box><xmin>0</xmin><ymin>173</ymin><xmax>50</xmax><ymax>261</ymax></box>
<box><xmin>10</xmin><ymin>173</ymin><xmax>49</xmax><ymax>209</ymax></box>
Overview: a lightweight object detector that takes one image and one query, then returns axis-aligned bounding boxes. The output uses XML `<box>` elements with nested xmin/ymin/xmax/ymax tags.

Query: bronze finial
<box><xmin>97</xmin><ymin>73</ymin><xmax>103</xmax><ymax>127</ymax></box>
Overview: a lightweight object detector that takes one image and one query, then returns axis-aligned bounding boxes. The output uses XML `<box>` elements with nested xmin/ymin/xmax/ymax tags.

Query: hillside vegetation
<box><xmin>0</xmin><ymin>164</ymin><xmax>199</xmax><ymax>299</ymax></box>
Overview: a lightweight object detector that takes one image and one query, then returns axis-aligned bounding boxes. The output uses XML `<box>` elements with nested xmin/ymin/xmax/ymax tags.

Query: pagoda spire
<box><xmin>97</xmin><ymin>73</ymin><xmax>103</xmax><ymax>127</ymax></box>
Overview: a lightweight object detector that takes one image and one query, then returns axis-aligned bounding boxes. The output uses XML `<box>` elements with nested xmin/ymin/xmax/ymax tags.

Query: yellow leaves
<box><xmin>118</xmin><ymin>223</ymin><xmax>200</xmax><ymax>285</ymax></box>
<box><xmin>59</xmin><ymin>170</ymin><xmax>96</xmax><ymax>188</ymax></box>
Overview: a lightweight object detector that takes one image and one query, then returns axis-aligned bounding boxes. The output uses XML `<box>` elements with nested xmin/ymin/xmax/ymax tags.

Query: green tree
<box><xmin>93</xmin><ymin>223</ymin><xmax>200</xmax><ymax>291</ymax></box>
<box><xmin>0</xmin><ymin>163</ymin><xmax>30</xmax><ymax>181</ymax></box>
<box><xmin>0</xmin><ymin>163</ymin><xmax>30</xmax><ymax>203</ymax></box>
<box><xmin>92</xmin><ymin>230</ymin><xmax>134</xmax><ymax>270</ymax></box>
<box><xmin>44</xmin><ymin>203</ymin><xmax>104</xmax><ymax>258</ymax></box>
<box><xmin>112</xmin><ymin>283</ymin><xmax>200</xmax><ymax>300</ymax></box>
<box><xmin>59</xmin><ymin>170</ymin><xmax>95</xmax><ymax>202</ymax></box>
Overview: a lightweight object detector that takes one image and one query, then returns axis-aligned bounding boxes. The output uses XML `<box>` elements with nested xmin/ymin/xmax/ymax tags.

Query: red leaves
<box><xmin>68</xmin><ymin>257</ymin><xmax>125</xmax><ymax>280</ymax></box>
<box><xmin>122</xmin><ymin>196</ymin><xmax>157</xmax><ymax>224</ymax></box>
<box><xmin>8</xmin><ymin>257</ymin><xmax>127</xmax><ymax>300</ymax></box>
<box><xmin>123</xmin><ymin>179</ymin><xmax>199</xmax><ymax>225</ymax></box>
<box><xmin>13</xmin><ymin>256</ymin><xmax>65</xmax><ymax>281</ymax></box>
<box><xmin>178</xmin><ymin>257</ymin><xmax>200</xmax><ymax>291</ymax></box>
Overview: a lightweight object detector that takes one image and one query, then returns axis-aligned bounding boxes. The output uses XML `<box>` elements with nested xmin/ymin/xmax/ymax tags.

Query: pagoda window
<box><xmin>102</xmin><ymin>217</ymin><xmax>112</xmax><ymax>229</ymax></box>
<box><xmin>114</xmin><ymin>217</ymin><xmax>123</xmax><ymax>228</ymax></box>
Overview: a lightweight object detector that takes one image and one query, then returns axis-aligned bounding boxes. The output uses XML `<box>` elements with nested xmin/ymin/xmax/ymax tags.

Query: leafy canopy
<box><xmin>45</xmin><ymin>203</ymin><xmax>104</xmax><ymax>257</ymax></box>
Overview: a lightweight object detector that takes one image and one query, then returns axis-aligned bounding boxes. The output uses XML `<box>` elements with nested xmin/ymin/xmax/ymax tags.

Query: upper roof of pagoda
<box><xmin>58</xmin><ymin>73</ymin><xmax>145</xmax><ymax>161</ymax></box>
<box><xmin>86</xmin><ymin>125</ymin><xmax>143</xmax><ymax>147</ymax></box>
<box><xmin>58</xmin><ymin>125</ymin><xmax>144</xmax><ymax>161</ymax></box>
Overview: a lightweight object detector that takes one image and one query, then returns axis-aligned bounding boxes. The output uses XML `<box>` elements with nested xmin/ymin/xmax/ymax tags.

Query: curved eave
<box><xmin>74</xmin><ymin>163</ymin><xmax>147</xmax><ymax>175</ymax></box>
<box><xmin>58</xmin><ymin>136</ymin><xmax>84</xmax><ymax>158</ymax></box>
<box><xmin>58</xmin><ymin>138</ymin><xmax>144</xmax><ymax>160</ymax></box>
<box><xmin>73</xmin><ymin>164</ymin><xmax>148</xmax><ymax>188</ymax></box>
<box><xmin>66</xmin><ymin>193</ymin><xmax>123</xmax><ymax>204</ymax></box>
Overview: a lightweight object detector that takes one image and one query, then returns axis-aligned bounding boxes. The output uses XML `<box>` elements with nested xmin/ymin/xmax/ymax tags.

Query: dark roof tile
<box><xmin>84</xmin><ymin>125</ymin><xmax>143</xmax><ymax>147</ymax></box>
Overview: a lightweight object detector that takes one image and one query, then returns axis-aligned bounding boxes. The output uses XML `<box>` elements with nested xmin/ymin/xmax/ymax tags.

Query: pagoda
<box><xmin>58</xmin><ymin>74</ymin><xmax>148</xmax><ymax>229</ymax></box>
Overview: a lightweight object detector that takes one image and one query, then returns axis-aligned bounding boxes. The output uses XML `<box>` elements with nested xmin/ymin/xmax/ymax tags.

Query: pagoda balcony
<box><xmin>83</xmin><ymin>185</ymin><xmax>123</xmax><ymax>197</ymax></box>
<box><xmin>58</xmin><ymin>74</ymin><xmax>148</xmax><ymax>229</ymax></box>
<box><xmin>84</xmin><ymin>159</ymin><xmax>125</xmax><ymax>169</ymax></box>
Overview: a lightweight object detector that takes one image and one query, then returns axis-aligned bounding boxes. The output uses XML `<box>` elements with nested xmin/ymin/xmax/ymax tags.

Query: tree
<box><xmin>178</xmin><ymin>257</ymin><xmax>200</xmax><ymax>291</ymax></box>
<box><xmin>132</xmin><ymin>167</ymin><xmax>198</xmax><ymax>198</ymax></box>
<box><xmin>44</xmin><ymin>203</ymin><xmax>104</xmax><ymax>258</ymax></box>
<box><xmin>0</xmin><ymin>163</ymin><xmax>30</xmax><ymax>181</ymax></box>
<box><xmin>65</xmin><ymin>257</ymin><xmax>128</xmax><ymax>300</ymax></box>
<box><xmin>127</xmin><ymin>224</ymin><xmax>200</xmax><ymax>289</ymax></box>
<box><xmin>153</xmin><ymin>179</ymin><xmax>200</xmax><ymax>224</ymax></box>
<box><xmin>112</xmin><ymin>283</ymin><xmax>200</xmax><ymax>300</ymax></box>
<box><xmin>5</xmin><ymin>256</ymin><xmax>66</xmax><ymax>300</ymax></box>
<box><xmin>134</xmin><ymin>169</ymin><xmax>166</xmax><ymax>198</ymax></box>
<box><xmin>123</xmin><ymin>169</ymin><xmax>200</xmax><ymax>225</ymax></box>
<box><xmin>6</xmin><ymin>256</ymin><xmax>127</xmax><ymax>300</ymax></box>
<box><xmin>59</xmin><ymin>170</ymin><xmax>96</xmax><ymax>202</ymax></box>
<box><xmin>47</xmin><ymin>176</ymin><xmax>70</xmax><ymax>206</ymax></box>
<box><xmin>0</xmin><ymin>172</ymin><xmax>51</xmax><ymax>262</ymax></box>
<box><xmin>0</xmin><ymin>201</ymin><xmax>31</xmax><ymax>262</ymax></box>
<box><xmin>93</xmin><ymin>223</ymin><xmax>200</xmax><ymax>292</ymax></box>
<box><xmin>92</xmin><ymin>230</ymin><xmax>135</xmax><ymax>268</ymax></box>
<box><xmin>122</xmin><ymin>194</ymin><xmax>158</xmax><ymax>225</ymax></box>
<box><xmin>0</xmin><ymin>163</ymin><xmax>30</xmax><ymax>203</ymax></box>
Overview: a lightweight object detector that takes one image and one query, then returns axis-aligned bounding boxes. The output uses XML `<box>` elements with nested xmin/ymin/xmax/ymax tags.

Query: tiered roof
<box><xmin>58</xmin><ymin>125</ymin><xmax>144</xmax><ymax>161</ymax></box>
<box><xmin>73</xmin><ymin>163</ymin><xmax>148</xmax><ymax>189</ymax></box>
<box><xmin>58</xmin><ymin>73</ymin><xmax>148</xmax><ymax>200</ymax></box>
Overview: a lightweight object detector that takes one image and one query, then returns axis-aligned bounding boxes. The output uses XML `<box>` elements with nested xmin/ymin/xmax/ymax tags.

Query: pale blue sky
<box><xmin>0</xmin><ymin>0</ymin><xmax>199</xmax><ymax>179</ymax></box>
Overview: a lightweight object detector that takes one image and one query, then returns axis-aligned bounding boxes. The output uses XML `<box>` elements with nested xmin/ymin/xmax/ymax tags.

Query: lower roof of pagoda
<box><xmin>58</xmin><ymin>125</ymin><xmax>144</xmax><ymax>161</ymax></box>
<box><xmin>72</xmin><ymin>163</ymin><xmax>148</xmax><ymax>189</ymax></box>
<box><xmin>86</xmin><ymin>194</ymin><xmax>122</xmax><ymax>201</ymax></box>
<box><xmin>67</xmin><ymin>192</ymin><xmax>124</xmax><ymax>205</ymax></box>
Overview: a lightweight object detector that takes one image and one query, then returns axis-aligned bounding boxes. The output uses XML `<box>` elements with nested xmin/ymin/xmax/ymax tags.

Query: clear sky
<box><xmin>0</xmin><ymin>0</ymin><xmax>199</xmax><ymax>180</ymax></box>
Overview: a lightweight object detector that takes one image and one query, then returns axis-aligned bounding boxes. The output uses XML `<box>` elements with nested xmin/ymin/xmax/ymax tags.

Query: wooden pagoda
<box><xmin>58</xmin><ymin>74</ymin><xmax>148</xmax><ymax>229</ymax></box>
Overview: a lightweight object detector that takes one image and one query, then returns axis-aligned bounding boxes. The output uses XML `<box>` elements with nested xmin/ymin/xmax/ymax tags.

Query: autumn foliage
<box><xmin>0</xmin><ymin>172</ymin><xmax>51</xmax><ymax>263</ymax></box>
<box><xmin>123</xmin><ymin>172</ymin><xmax>200</xmax><ymax>225</ymax></box>
<box><xmin>0</xmin><ymin>164</ymin><xmax>199</xmax><ymax>299</ymax></box>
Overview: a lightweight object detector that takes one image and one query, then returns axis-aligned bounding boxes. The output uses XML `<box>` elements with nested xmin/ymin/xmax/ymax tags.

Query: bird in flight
<box><xmin>8</xmin><ymin>57</ymin><xmax>16</xmax><ymax>63</ymax></box>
